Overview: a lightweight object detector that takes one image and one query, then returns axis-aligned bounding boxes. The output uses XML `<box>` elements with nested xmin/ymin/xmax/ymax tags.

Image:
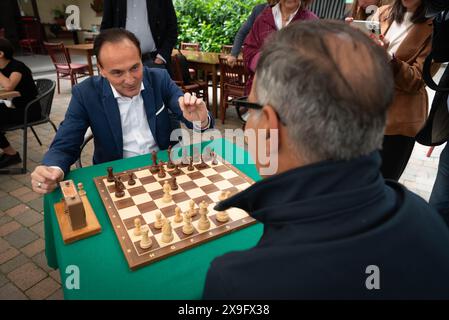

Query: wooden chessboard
<box><xmin>93</xmin><ymin>155</ymin><xmax>256</xmax><ymax>270</ymax></box>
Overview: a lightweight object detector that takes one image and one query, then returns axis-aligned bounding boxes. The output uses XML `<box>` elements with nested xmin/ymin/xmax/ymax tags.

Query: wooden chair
<box><xmin>19</xmin><ymin>17</ymin><xmax>45</xmax><ymax>55</ymax></box>
<box><xmin>219</xmin><ymin>55</ymin><xmax>247</xmax><ymax>124</ymax></box>
<box><xmin>44</xmin><ymin>42</ymin><xmax>90</xmax><ymax>94</ymax></box>
<box><xmin>180</xmin><ymin>42</ymin><xmax>200</xmax><ymax>51</ymax></box>
<box><xmin>171</xmin><ymin>52</ymin><xmax>209</xmax><ymax>109</ymax></box>
<box><xmin>221</xmin><ymin>45</ymin><xmax>233</xmax><ymax>55</ymax></box>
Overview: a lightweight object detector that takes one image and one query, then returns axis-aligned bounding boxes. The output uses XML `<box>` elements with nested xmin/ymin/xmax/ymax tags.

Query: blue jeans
<box><xmin>429</xmin><ymin>143</ymin><xmax>449</xmax><ymax>225</ymax></box>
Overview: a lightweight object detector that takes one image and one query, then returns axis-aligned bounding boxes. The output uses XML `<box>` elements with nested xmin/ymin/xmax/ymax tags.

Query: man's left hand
<box><xmin>179</xmin><ymin>92</ymin><xmax>209</xmax><ymax>127</ymax></box>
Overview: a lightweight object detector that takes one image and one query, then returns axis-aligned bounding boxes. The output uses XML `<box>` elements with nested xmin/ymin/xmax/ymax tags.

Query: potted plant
<box><xmin>51</xmin><ymin>4</ymin><xmax>67</xmax><ymax>26</ymax></box>
<box><xmin>90</xmin><ymin>0</ymin><xmax>104</xmax><ymax>17</ymax></box>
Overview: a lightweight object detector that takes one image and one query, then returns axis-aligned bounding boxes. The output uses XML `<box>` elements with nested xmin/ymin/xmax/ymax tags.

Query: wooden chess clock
<box><xmin>53</xmin><ymin>180</ymin><xmax>102</xmax><ymax>244</ymax></box>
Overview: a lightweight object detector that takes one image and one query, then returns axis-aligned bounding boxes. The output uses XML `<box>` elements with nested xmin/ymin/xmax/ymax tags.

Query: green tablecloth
<box><xmin>44</xmin><ymin>138</ymin><xmax>263</xmax><ymax>299</ymax></box>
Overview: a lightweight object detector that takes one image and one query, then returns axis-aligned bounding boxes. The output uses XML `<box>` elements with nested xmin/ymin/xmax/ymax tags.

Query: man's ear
<box><xmin>262</xmin><ymin>105</ymin><xmax>280</xmax><ymax>157</ymax></box>
<box><xmin>97</xmin><ymin>64</ymin><xmax>105</xmax><ymax>77</ymax></box>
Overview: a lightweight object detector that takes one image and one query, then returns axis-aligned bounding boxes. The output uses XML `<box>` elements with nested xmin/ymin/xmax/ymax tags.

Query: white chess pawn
<box><xmin>174</xmin><ymin>207</ymin><xmax>183</xmax><ymax>223</ymax></box>
<box><xmin>140</xmin><ymin>225</ymin><xmax>153</xmax><ymax>249</ymax></box>
<box><xmin>188</xmin><ymin>200</ymin><xmax>197</xmax><ymax>217</ymax></box>
<box><xmin>216</xmin><ymin>210</ymin><xmax>230</xmax><ymax>223</ymax></box>
<box><xmin>161</xmin><ymin>220</ymin><xmax>174</xmax><ymax>243</ymax></box>
<box><xmin>133</xmin><ymin>217</ymin><xmax>142</xmax><ymax>236</ymax></box>
<box><xmin>218</xmin><ymin>191</ymin><xmax>228</xmax><ymax>201</ymax></box>
<box><xmin>154</xmin><ymin>212</ymin><xmax>163</xmax><ymax>229</ymax></box>
<box><xmin>182</xmin><ymin>213</ymin><xmax>194</xmax><ymax>235</ymax></box>
<box><xmin>198</xmin><ymin>202</ymin><xmax>210</xmax><ymax>231</ymax></box>
<box><xmin>162</xmin><ymin>181</ymin><xmax>172</xmax><ymax>203</ymax></box>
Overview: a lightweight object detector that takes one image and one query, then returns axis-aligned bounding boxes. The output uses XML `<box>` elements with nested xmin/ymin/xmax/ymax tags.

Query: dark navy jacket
<box><xmin>43</xmin><ymin>68</ymin><xmax>213</xmax><ymax>174</ymax></box>
<box><xmin>204</xmin><ymin>153</ymin><xmax>449</xmax><ymax>299</ymax></box>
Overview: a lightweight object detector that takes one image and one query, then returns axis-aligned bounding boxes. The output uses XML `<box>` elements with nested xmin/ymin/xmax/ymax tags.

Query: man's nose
<box><xmin>123</xmin><ymin>71</ymin><xmax>135</xmax><ymax>85</ymax></box>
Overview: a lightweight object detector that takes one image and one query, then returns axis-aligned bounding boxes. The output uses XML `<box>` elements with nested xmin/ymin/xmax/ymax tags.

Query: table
<box><xmin>0</xmin><ymin>90</ymin><xmax>20</xmax><ymax>100</ymax></box>
<box><xmin>173</xmin><ymin>50</ymin><xmax>221</xmax><ymax>118</ymax></box>
<box><xmin>44</xmin><ymin>139</ymin><xmax>262</xmax><ymax>299</ymax></box>
<box><xmin>65</xmin><ymin>43</ymin><xmax>95</xmax><ymax>76</ymax></box>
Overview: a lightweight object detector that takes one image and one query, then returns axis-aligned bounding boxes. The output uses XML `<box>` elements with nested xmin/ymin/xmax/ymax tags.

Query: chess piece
<box><xmin>172</xmin><ymin>164</ymin><xmax>181</xmax><ymax>176</ymax></box>
<box><xmin>107</xmin><ymin>167</ymin><xmax>115</xmax><ymax>182</ymax></box>
<box><xmin>211</xmin><ymin>151</ymin><xmax>218</xmax><ymax>165</ymax></box>
<box><xmin>158</xmin><ymin>163</ymin><xmax>166</xmax><ymax>178</ymax></box>
<box><xmin>150</xmin><ymin>150</ymin><xmax>159</xmax><ymax>174</ymax></box>
<box><xmin>197</xmin><ymin>155</ymin><xmax>208</xmax><ymax>169</ymax></box>
<box><xmin>167</xmin><ymin>146</ymin><xmax>175</xmax><ymax>169</ymax></box>
<box><xmin>174</xmin><ymin>207</ymin><xmax>183</xmax><ymax>223</ymax></box>
<box><xmin>128</xmin><ymin>173</ymin><xmax>136</xmax><ymax>186</ymax></box>
<box><xmin>198</xmin><ymin>201</ymin><xmax>210</xmax><ymax>230</ymax></box>
<box><xmin>193</xmin><ymin>147</ymin><xmax>200</xmax><ymax>162</ymax></box>
<box><xmin>114</xmin><ymin>177</ymin><xmax>125</xmax><ymax>198</ymax></box>
<box><xmin>182</xmin><ymin>214</ymin><xmax>194</xmax><ymax>235</ymax></box>
<box><xmin>187</xmin><ymin>157</ymin><xmax>194</xmax><ymax>171</ymax></box>
<box><xmin>188</xmin><ymin>200</ymin><xmax>197</xmax><ymax>217</ymax></box>
<box><xmin>218</xmin><ymin>191</ymin><xmax>228</xmax><ymax>201</ymax></box>
<box><xmin>161</xmin><ymin>220</ymin><xmax>174</xmax><ymax>243</ymax></box>
<box><xmin>154</xmin><ymin>212</ymin><xmax>163</xmax><ymax>229</ymax></box>
<box><xmin>140</xmin><ymin>225</ymin><xmax>153</xmax><ymax>249</ymax></box>
<box><xmin>170</xmin><ymin>177</ymin><xmax>178</xmax><ymax>190</ymax></box>
<box><xmin>134</xmin><ymin>217</ymin><xmax>142</xmax><ymax>236</ymax></box>
<box><xmin>77</xmin><ymin>182</ymin><xmax>86</xmax><ymax>196</ymax></box>
<box><xmin>216</xmin><ymin>210</ymin><xmax>230</xmax><ymax>223</ymax></box>
<box><xmin>162</xmin><ymin>181</ymin><xmax>172</xmax><ymax>203</ymax></box>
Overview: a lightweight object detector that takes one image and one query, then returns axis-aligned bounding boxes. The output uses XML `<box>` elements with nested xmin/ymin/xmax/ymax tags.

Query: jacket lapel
<box><xmin>141</xmin><ymin>70</ymin><xmax>157</xmax><ymax>145</ymax></box>
<box><xmin>101</xmin><ymin>78</ymin><xmax>123</xmax><ymax>158</ymax></box>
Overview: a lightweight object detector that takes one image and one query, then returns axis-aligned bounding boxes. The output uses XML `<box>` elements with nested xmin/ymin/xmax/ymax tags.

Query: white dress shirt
<box><xmin>110</xmin><ymin>83</ymin><xmax>159</xmax><ymax>158</ymax></box>
<box><xmin>272</xmin><ymin>3</ymin><xmax>300</xmax><ymax>30</ymax></box>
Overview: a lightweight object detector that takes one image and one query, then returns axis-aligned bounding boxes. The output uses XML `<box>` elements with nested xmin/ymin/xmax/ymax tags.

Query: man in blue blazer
<box><xmin>31</xmin><ymin>29</ymin><xmax>213</xmax><ymax>194</ymax></box>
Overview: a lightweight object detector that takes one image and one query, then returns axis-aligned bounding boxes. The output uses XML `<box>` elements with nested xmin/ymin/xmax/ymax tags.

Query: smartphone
<box><xmin>351</xmin><ymin>20</ymin><xmax>381</xmax><ymax>36</ymax></box>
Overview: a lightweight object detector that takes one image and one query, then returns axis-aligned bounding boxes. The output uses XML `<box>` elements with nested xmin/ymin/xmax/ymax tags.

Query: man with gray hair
<box><xmin>203</xmin><ymin>21</ymin><xmax>449</xmax><ymax>299</ymax></box>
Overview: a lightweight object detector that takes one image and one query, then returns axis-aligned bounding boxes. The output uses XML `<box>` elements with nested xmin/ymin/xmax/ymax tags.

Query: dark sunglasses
<box><xmin>231</xmin><ymin>96</ymin><xmax>287</xmax><ymax>126</ymax></box>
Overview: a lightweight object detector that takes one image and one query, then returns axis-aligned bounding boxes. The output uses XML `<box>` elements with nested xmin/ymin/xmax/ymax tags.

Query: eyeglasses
<box><xmin>232</xmin><ymin>96</ymin><xmax>287</xmax><ymax>126</ymax></box>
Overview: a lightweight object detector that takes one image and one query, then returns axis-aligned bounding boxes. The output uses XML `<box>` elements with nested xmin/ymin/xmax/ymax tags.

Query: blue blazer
<box><xmin>43</xmin><ymin>68</ymin><xmax>214</xmax><ymax>174</ymax></box>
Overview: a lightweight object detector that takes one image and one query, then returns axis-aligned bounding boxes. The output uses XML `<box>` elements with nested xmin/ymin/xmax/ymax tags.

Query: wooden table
<box><xmin>173</xmin><ymin>50</ymin><xmax>221</xmax><ymax>118</ymax></box>
<box><xmin>0</xmin><ymin>90</ymin><xmax>20</xmax><ymax>100</ymax></box>
<box><xmin>65</xmin><ymin>43</ymin><xmax>95</xmax><ymax>76</ymax></box>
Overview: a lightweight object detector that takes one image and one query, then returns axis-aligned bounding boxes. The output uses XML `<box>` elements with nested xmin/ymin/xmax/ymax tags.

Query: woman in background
<box><xmin>348</xmin><ymin>0</ymin><xmax>392</xmax><ymax>20</ymax></box>
<box><xmin>243</xmin><ymin>0</ymin><xmax>317</xmax><ymax>93</ymax></box>
<box><xmin>227</xmin><ymin>0</ymin><xmax>279</xmax><ymax>67</ymax></box>
<box><xmin>0</xmin><ymin>38</ymin><xmax>39</xmax><ymax>168</ymax></box>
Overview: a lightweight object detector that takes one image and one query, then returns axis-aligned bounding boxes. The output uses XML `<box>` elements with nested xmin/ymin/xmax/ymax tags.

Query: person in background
<box><xmin>100</xmin><ymin>0</ymin><xmax>178</xmax><ymax>76</ymax></box>
<box><xmin>203</xmin><ymin>20</ymin><xmax>449</xmax><ymax>299</ymax></box>
<box><xmin>374</xmin><ymin>0</ymin><xmax>436</xmax><ymax>181</ymax></box>
<box><xmin>243</xmin><ymin>0</ymin><xmax>317</xmax><ymax>94</ymax></box>
<box><xmin>227</xmin><ymin>0</ymin><xmax>279</xmax><ymax>67</ymax></box>
<box><xmin>0</xmin><ymin>38</ymin><xmax>39</xmax><ymax>169</ymax></box>
<box><xmin>347</xmin><ymin>0</ymin><xmax>392</xmax><ymax>20</ymax></box>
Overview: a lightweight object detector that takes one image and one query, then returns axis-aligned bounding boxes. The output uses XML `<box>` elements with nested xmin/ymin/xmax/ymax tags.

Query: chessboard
<box><xmin>93</xmin><ymin>151</ymin><xmax>256</xmax><ymax>270</ymax></box>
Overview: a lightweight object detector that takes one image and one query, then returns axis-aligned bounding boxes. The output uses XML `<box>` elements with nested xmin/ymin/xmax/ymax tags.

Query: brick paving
<box><xmin>0</xmin><ymin>57</ymin><xmax>446</xmax><ymax>299</ymax></box>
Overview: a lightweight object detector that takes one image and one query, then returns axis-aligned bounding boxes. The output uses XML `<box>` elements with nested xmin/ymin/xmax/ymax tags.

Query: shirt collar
<box><xmin>110</xmin><ymin>82</ymin><xmax>145</xmax><ymax>100</ymax></box>
<box><xmin>272</xmin><ymin>3</ymin><xmax>300</xmax><ymax>27</ymax></box>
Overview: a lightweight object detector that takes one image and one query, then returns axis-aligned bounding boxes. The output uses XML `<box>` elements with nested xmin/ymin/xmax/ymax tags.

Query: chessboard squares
<box><xmin>153</xmin><ymin>231</ymin><xmax>181</xmax><ymax>248</ymax></box>
<box><xmin>200</xmin><ymin>168</ymin><xmax>217</xmax><ymax>177</ymax></box>
<box><xmin>134</xmin><ymin>169</ymin><xmax>152</xmax><ymax>179</ymax></box>
<box><xmin>136</xmin><ymin>201</ymin><xmax>158</xmax><ymax>214</ymax></box>
<box><xmin>131</xmin><ymin>192</ymin><xmax>152</xmax><ymax>205</ymax></box>
<box><xmin>219</xmin><ymin>170</ymin><xmax>239</xmax><ymax>180</ymax></box>
<box><xmin>173</xmin><ymin>174</ymin><xmax>190</xmax><ymax>184</ymax></box>
<box><xmin>194</xmin><ymin>163</ymin><xmax>210</xmax><ymax>171</ymax></box>
<box><xmin>214</xmin><ymin>179</ymin><xmax>234</xmax><ymax>190</ymax></box>
<box><xmin>127</xmin><ymin>186</ymin><xmax>147</xmax><ymax>197</ymax></box>
<box><xmin>143</xmin><ymin>181</ymin><xmax>163</xmax><ymax>193</ymax></box>
<box><xmin>192</xmin><ymin>216</ymin><xmax>217</xmax><ymax>234</ymax></box>
<box><xmin>148</xmin><ymin>189</ymin><xmax>164</xmax><ymax>201</ymax></box>
<box><xmin>228</xmin><ymin>176</ymin><xmax>248</xmax><ymax>186</ymax></box>
<box><xmin>193</xmin><ymin>177</ymin><xmax>211</xmax><ymax>187</ymax></box>
<box><xmin>208</xmin><ymin>190</ymin><xmax>225</xmax><ymax>203</ymax></box>
<box><xmin>200</xmin><ymin>184</ymin><xmax>220</xmax><ymax>194</ymax></box>
<box><xmin>117</xmin><ymin>206</ymin><xmax>141</xmax><ymax>220</ymax></box>
<box><xmin>186</xmin><ymin>171</ymin><xmax>204</xmax><ymax>180</ymax></box>
<box><xmin>115</xmin><ymin>197</ymin><xmax>135</xmax><ymax>210</ymax></box>
<box><xmin>171</xmin><ymin>192</ymin><xmax>190</xmax><ymax>203</ymax></box>
<box><xmin>139</xmin><ymin>175</ymin><xmax>157</xmax><ymax>185</ymax></box>
<box><xmin>160</xmin><ymin>204</ymin><xmax>178</xmax><ymax>218</ymax></box>
<box><xmin>174</xmin><ymin>199</ymin><xmax>194</xmax><ymax>213</ymax></box>
<box><xmin>178</xmin><ymin>181</ymin><xmax>197</xmax><ymax>191</ymax></box>
<box><xmin>185</xmin><ymin>188</ymin><xmax>206</xmax><ymax>199</ymax></box>
<box><xmin>192</xmin><ymin>194</ymin><xmax>214</xmax><ymax>206</ymax></box>
<box><xmin>213</xmin><ymin>165</ymin><xmax>229</xmax><ymax>173</ymax></box>
<box><xmin>174</xmin><ymin>225</ymin><xmax>199</xmax><ymax>240</ymax></box>
<box><xmin>154</xmin><ymin>197</ymin><xmax>176</xmax><ymax>209</ymax></box>
<box><xmin>236</xmin><ymin>182</ymin><xmax>252</xmax><ymax>191</ymax></box>
<box><xmin>209</xmin><ymin>213</ymin><xmax>233</xmax><ymax>226</ymax></box>
<box><xmin>207</xmin><ymin>174</ymin><xmax>225</xmax><ymax>183</ymax></box>
<box><xmin>123</xmin><ymin>216</ymin><xmax>141</xmax><ymax>230</ymax></box>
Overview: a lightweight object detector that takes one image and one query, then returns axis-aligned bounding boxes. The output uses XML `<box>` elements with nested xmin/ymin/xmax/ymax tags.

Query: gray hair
<box><xmin>254</xmin><ymin>20</ymin><xmax>394</xmax><ymax>162</ymax></box>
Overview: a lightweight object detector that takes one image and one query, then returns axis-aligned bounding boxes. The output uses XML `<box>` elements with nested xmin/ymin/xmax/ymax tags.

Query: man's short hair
<box><xmin>0</xmin><ymin>38</ymin><xmax>14</xmax><ymax>60</ymax></box>
<box><xmin>94</xmin><ymin>28</ymin><xmax>142</xmax><ymax>66</ymax></box>
<box><xmin>255</xmin><ymin>20</ymin><xmax>395</xmax><ymax>162</ymax></box>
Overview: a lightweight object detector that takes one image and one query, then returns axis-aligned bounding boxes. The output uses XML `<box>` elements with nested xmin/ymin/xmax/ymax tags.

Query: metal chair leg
<box><xmin>30</xmin><ymin>126</ymin><xmax>42</xmax><ymax>146</ymax></box>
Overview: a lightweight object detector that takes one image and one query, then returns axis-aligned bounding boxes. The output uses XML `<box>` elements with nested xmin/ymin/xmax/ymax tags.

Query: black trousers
<box><xmin>0</xmin><ymin>103</ymin><xmax>40</xmax><ymax>149</ymax></box>
<box><xmin>380</xmin><ymin>135</ymin><xmax>416</xmax><ymax>181</ymax></box>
